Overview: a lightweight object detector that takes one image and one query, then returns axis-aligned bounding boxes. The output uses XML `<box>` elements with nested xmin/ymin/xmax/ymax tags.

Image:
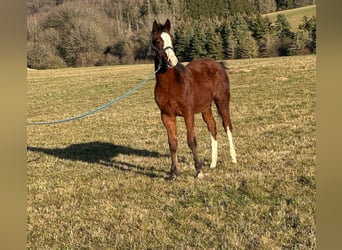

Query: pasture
<box><xmin>27</xmin><ymin>55</ymin><xmax>316</xmax><ymax>249</ymax></box>
<box><xmin>263</xmin><ymin>4</ymin><xmax>316</xmax><ymax>30</ymax></box>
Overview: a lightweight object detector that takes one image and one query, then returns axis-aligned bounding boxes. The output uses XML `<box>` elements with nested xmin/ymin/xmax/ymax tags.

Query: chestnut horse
<box><xmin>152</xmin><ymin>19</ymin><xmax>237</xmax><ymax>180</ymax></box>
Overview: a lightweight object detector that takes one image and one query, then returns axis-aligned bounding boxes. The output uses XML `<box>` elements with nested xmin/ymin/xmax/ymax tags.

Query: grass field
<box><xmin>264</xmin><ymin>5</ymin><xmax>316</xmax><ymax>30</ymax></box>
<box><xmin>27</xmin><ymin>55</ymin><xmax>316</xmax><ymax>249</ymax></box>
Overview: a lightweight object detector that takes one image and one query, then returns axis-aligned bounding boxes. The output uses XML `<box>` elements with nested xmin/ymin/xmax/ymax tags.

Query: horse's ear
<box><xmin>164</xmin><ymin>19</ymin><xmax>171</xmax><ymax>32</ymax></box>
<box><xmin>152</xmin><ymin>20</ymin><xmax>158</xmax><ymax>33</ymax></box>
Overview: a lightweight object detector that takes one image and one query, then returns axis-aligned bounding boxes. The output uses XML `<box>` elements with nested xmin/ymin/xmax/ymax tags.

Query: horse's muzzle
<box><xmin>164</xmin><ymin>47</ymin><xmax>178</xmax><ymax>67</ymax></box>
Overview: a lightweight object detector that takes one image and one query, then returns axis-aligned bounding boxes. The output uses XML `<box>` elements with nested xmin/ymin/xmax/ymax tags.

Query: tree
<box><xmin>295</xmin><ymin>16</ymin><xmax>316</xmax><ymax>54</ymax></box>
<box><xmin>255</xmin><ymin>0</ymin><xmax>277</xmax><ymax>14</ymax></box>
<box><xmin>206</xmin><ymin>31</ymin><xmax>224</xmax><ymax>60</ymax></box>
<box><xmin>275</xmin><ymin>0</ymin><xmax>295</xmax><ymax>10</ymax></box>
<box><xmin>236</xmin><ymin>31</ymin><xmax>259</xmax><ymax>59</ymax></box>
<box><xmin>189</xmin><ymin>32</ymin><xmax>207</xmax><ymax>60</ymax></box>
<box><xmin>294</xmin><ymin>0</ymin><xmax>315</xmax><ymax>8</ymax></box>
<box><xmin>184</xmin><ymin>0</ymin><xmax>228</xmax><ymax>19</ymax></box>
<box><xmin>188</xmin><ymin>21</ymin><xmax>208</xmax><ymax>60</ymax></box>
<box><xmin>249</xmin><ymin>14</ymin><xmax>267</xmax><ymax>40</ymax></box>
<box><xmin>231</xmin><ymin>15</ymin><xmax>258</xmax><ymax>59</ymax></box>
<box><xmin>174</xmin><ymin>23</ymin><xmax>192</xmax><ymax>62</ymax></box>
<box><xmin>274</xmin><ymin>14</ymin><xmax>294</xmax><ymax>39</ymax></box>
<box><xmin>219</xmin><ymin>19</ymin><xmax>236</xmax><ymax>59</ymax></box>
<box><xmin>27</xmin><ymin>0</ymin><xmax>54</xmax><ymax>15</ymax></box>
<box><xmin>272</xmin><ymin>14</ymin><xmax>295</xmax><ymax>55</ymax></box>
<box><xmin>255</xmin><ymin>16</ymin><xmax>277</xmax><ymax>57</ymax></box>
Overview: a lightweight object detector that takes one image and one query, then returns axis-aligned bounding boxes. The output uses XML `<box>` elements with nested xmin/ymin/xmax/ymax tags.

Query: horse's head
<box><xmin>151</xmin><ymin>19</ymin><xmax>178</xmax><ymax>68</ymax></box>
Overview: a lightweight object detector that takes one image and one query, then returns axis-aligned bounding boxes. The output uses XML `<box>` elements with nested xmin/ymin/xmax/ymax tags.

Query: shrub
<box><xmin>27</xmin><ymin>41</ymin><xmax>66</xmax><ymax>69</ymax></box>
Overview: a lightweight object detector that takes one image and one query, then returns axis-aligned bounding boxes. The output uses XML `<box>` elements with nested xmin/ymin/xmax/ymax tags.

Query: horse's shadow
<box><xmin>27</xmin><ymin>141</ymin><xmax>169</xmax><ymax>178</ymax></box>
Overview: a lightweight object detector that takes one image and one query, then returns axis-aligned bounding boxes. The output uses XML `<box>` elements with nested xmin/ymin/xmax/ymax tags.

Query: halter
<box><xmin>152</xmin><ymin>45</ymin><xmax>175</xmax><ymax>69</ymax></box>
<box><xmin>163</xmin><ymin>46</ymin><xmax>174</xmax><ymax>53</ymax></box>
<box><xmin>152</xmin><ymin>44</ymin><xmax>175</xmax><ymax>55</ymax></box>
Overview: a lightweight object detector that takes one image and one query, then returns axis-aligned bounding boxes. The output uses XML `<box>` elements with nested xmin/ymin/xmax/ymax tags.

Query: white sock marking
<box><xmin>227</xmin><ymin>127</ymin><xmax>237</xmax><ymax>163</ymax></box>
<box><xmin>196</xmin><ymin>171</ymin><xmax>204</xmax><ymax>179</ymax></box>
<box><xmin>210</xmin><ymin>135</ymin><xmax>218</xmax><ymax>168</ymax></box>
<box><xmin>161</xmin><ymin>32</ymin><xmax>178</xmax><ymax>67</ymax></box>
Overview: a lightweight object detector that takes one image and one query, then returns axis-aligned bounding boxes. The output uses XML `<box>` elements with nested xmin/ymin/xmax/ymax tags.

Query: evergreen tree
<box><xmin>189</xmin><ymin>32</ymin><xmax>207</xmax><ymax>60</ymax></box>
<box><xmin>249</xmin><ymin>14</ymin><xmax>267</xmax><ymax>40</ymax></box>
<box><xmin>227</xmin><ymin>0</ymin><xmax>257</xmax><ymax>16</ymax></box>
<box><xmin>274</xmin><ymin>14</ymin><xmax>294</xmax><ymax>39</ymax></box>
<box><xmin>174</xmin><ymin>25</ymin><xmax>192</xmax><ymax>62</ymax></box>
<box><xmin>256</xmin><ymin>16</ymin><xmax>278</xmax><ymax>57</ymax></box>
<box><xmin>275</xmin><ymin>0</ymin><xmax>295</xmax><ymax>10</ymax></box>
<box><xmin>295</xmin><ymin>16</ymin><xmax>316</xmax><ymax>53</ymax></box>
<box><xmin>206</xmin><ymin>31</ymin><xmax>224</xmax><ymax>60</ymax></box>
<box><xmin>219</xmin><ymin>19</ymin><xmax>236</xmax><ymax>59</ymax></box>
<box><xmin>188</xmin><ymin>21</ymin><xmax>207</xmax><ymax>60</ymax></box>
<box><xmin>273</xmin><ymin>14</ymin><xmax>295</xmax><ymax>55</ymax></box>
<box><xmin>237</xmin><ymin>31</ymin><xmax>259</xmax><ymax>59</ymax></box>
<box><xmin>232</xmin><ymin>15</ymin><xmax>258</xmax><ymax>59</ymax></box>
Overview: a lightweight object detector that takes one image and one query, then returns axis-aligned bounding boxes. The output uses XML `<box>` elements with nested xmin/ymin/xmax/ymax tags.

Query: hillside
<box><xmin>264</xmin><ymin>5</ymin><xmax>316</xmax><ymax>30</ymax></box>
<box><xmin>27</xmin><ymin>1</ymin><xmax>316</xmax><ymax>69</ymax></box>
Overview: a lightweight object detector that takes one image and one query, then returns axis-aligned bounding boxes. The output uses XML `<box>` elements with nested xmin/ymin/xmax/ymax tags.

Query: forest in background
<box><xmin>27</xmin><ymin>0</ymin><xmax>316</xmax><ymax>69</ymax></box>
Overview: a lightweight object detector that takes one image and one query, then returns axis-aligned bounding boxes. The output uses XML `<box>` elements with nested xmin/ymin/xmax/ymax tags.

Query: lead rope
<box><xmin>27</xmin><ymin>62</ymin><xmax>162</xmax><ymax>125</ymax></box>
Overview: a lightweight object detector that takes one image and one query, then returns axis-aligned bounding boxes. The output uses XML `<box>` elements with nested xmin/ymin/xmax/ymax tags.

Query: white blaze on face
<box><xmin>161</xmin><ymin>32</ymin><xmax>178</xmax><ymax>67</ymax></box>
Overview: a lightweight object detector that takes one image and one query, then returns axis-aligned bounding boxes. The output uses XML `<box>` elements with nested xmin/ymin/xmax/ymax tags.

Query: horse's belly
<box><xmin>192</xmin><ymin>90</ymin><xmax>214</xmax><ymax>113</ymax></box>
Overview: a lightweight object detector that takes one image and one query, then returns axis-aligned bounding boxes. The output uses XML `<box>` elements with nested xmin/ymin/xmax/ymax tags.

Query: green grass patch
<box><xmin>264</xmin><ymin>5</ymin><xmax>316</xmax><ymax>30</ymax></box>
<box><xmin>27</xmin><ymin>55</ymin><xmax>316</xmax><ymax>248</ymax></box>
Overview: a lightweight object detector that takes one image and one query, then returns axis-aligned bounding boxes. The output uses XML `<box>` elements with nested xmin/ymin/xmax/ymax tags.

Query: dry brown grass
<box><xmin>27</xmin><ymin>55</ymin><xmax>316</xmax><ymax>249</ymax></box>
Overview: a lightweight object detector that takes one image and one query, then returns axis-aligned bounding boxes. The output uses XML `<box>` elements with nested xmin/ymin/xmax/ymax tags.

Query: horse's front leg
<box><xmin>161</xmin><ymin>113</ymin><xmax>179</xmax><ymax>181</ymax></box>
<box><xmin>184</xmin><ymin>112</ymin><xmax>204</xmax><ymax>179</ymax></box>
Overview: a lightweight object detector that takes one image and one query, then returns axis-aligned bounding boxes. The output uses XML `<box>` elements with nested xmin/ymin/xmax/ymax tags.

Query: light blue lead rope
<box><xmin>27</xmin><ymin>64</ymin><xmax>160</xmax><ymax>125</ymax></box>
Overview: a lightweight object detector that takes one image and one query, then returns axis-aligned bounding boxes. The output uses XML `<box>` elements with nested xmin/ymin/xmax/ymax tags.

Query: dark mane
<box><xmin>219</xmin><ymin>61</ymin><xmax>229</xmax><ymax>70</ymax></box>
<box><xmin>175</xmin><ymin>62</ymin><xmax>187</xmax><ymax>72</ymax></box>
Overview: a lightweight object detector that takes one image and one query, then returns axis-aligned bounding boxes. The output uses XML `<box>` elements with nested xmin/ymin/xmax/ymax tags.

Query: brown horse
<box><xmin>152</xmin><ymin>19</ymin><xmax>237</xmax><ymax>180</ymax></box>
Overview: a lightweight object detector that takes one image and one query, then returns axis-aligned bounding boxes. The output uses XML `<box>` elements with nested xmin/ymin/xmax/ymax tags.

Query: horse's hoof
<box><xmin>168</xmin><ymin>174</ymin><xmax>177</xmax><ymax>181</ymax></box>
<box><xmin>232</xmin><ymin>158</ymin><xmax>237</xmax><ymax>164</ymax></box>
<box><xmin>209</xmin><ymin>162</ymin><xmax>217</xmax><ymax>168</ymax></box>
<box><xmin>195</xmin><ymin>171</ymin><xmax>204</xmax><ymax>179</ymax></box>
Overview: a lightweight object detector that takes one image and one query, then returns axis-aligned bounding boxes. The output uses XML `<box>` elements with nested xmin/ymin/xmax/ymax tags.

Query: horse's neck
<box><xmin>155</xmin><ymin>59</ymin><xmax>168</xmax><ymax>73</ymax></box>
<box><xmin>156</xmin><ymin>68</ymin><xmax>173</xmax><ymax>82</ymax></box>
<box><xmin>155</xmin><ymin>59</ymin><xmax>188</xmax><ymax>86</ymax></box>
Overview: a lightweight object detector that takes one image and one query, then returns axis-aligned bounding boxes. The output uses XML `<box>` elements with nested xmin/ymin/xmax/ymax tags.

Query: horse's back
<box><xmin>186</xmin><ymin>58</ymin><xmax>229</xmax><ymax>85</ymax></box>
<box><xmin>187</xmin><ymin>58</ymin><xmax>229</xmax><ymax>92</ymax></box>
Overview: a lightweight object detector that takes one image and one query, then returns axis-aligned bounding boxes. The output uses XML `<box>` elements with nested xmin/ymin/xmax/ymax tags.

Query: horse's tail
<box><xmin>218</xmin><ymin>61</ymin><xmax>230</xmax><ymax>92</ymax></box>
<box><xmin>219</xmin><ymin>61</ymin><xmax>229</xmax><ymax>70</ymax></box>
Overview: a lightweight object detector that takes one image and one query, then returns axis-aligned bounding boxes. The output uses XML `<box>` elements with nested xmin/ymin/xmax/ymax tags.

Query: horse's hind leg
<box><xmin>226</xmin><ymin>125</ymin><xmax>237</xmax><ymax>163</ymax></box>
<box><xmin>215</xmin><ymin>98</ymin><xmax>237</xmax><ymax>164</ymax></box>
<box><xmin>202</xmin><ymin>107</ymin><xmax>218</xmax><ymax>168</ymax></box>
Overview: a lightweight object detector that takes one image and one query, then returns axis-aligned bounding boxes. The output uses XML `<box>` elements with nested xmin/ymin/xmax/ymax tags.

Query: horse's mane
<box><xmin>175</xmin><ymin>62</ymin><xmax>187</xmax><ymax>72</ymax></box>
